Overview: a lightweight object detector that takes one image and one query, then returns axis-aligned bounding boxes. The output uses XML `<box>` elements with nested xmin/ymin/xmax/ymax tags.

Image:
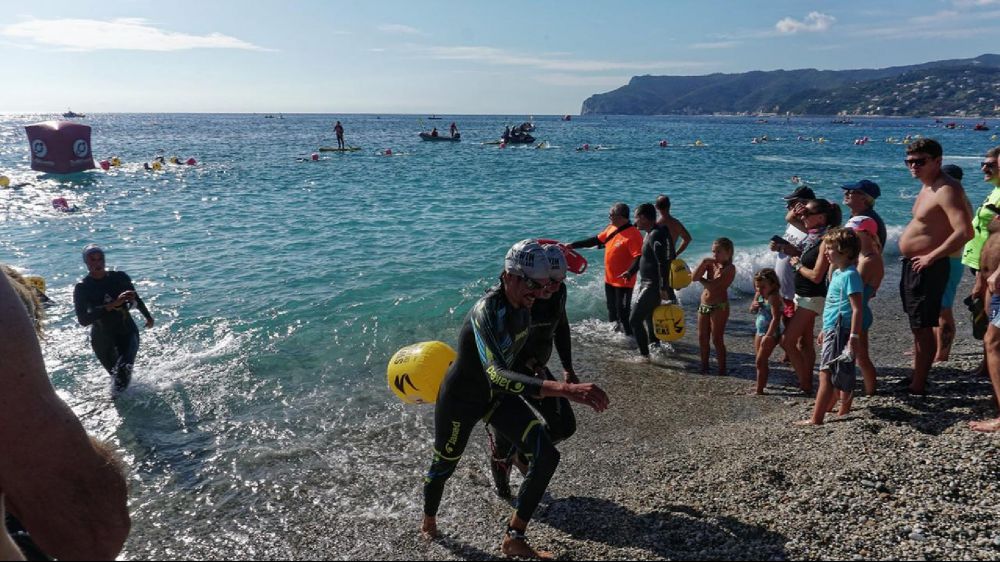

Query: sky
<box><xmin>1</xmin><ymin>0</ymin><xmax>998</xmax><ymax>114</ymax></box>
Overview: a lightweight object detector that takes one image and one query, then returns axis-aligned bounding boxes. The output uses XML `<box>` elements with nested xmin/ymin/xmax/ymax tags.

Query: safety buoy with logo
<box><xmin>387</xmin><ymin>341</ymin><xmax>456</xmax><ymax>404</ymax></box>
<box><xmin>668</xmin><ymin>259</ymin><xmax>692</xmax><ymax>289</ymax></box>
<box><xmin>652</xmin><ymin>304</ymin><xmax>685</xmax><ymax>342</ymax></box>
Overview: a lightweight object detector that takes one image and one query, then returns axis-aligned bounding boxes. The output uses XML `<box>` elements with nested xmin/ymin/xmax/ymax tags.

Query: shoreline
<box><xmin>328</xmin><ymin>261</ymin><xmax>1000</xmax><ymax>560</ymax></box>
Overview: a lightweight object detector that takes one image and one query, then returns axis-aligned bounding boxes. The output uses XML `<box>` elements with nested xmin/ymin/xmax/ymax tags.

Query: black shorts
<box><xmin>899</xmin><ymin>257</ymin><xmax>950</xmax><ymax>330</ymax></box>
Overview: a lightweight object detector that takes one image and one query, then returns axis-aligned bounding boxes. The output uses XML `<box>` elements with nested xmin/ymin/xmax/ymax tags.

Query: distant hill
<box><xmin>580</xmin><ymin>54</ymin><xmax>1000</xmax><ymax>117</ymax></box>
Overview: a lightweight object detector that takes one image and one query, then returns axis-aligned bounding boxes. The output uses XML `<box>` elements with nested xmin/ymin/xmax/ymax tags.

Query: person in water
<box><xmin>450</xmin><ymin>122</ymin><xmax>459</xmax><ymax>138</ymax></box>
<box><xmin>569</xmin><ymin>204</ymin><xmax>643</xmax><ymax>337</ymax></box>
<box><xmin>72</xmin><ymin>245</ymin><xmax>154</xmax><ymax>395</ymax></box>
<box><xmin>488</xmin><ymin>244</ymin><xmax>580</xmax><ymax>500</ymax></box>
<box><xmin>422</xmin><ymin>240</ymin><xmax>609</xmax><ymax>560</ymax></box>
<box><xmin>654</xmin><ymin>195</ymin><xmax>692</xmax><ymax>258</ymax></box>
<box><xmin>692</xmin><ymin>238</ymin><xmax>737</xmax><ymax>375</ymax></box>
<box><xmin>334</xmin><ymin>121</ymin><xmax>345</xmax><ymax>150</ymax></box>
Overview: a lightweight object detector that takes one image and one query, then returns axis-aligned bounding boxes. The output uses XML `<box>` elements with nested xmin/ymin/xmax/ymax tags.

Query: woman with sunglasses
<box><xmin>784</xmin><ymin>199</ymin><xmax>842</xmax><ymax>394</ymax></box>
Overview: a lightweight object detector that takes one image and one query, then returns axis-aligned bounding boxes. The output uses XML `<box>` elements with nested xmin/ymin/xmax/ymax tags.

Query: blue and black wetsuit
<box><xmin>73</xmin><ymin>271</ymin><xmax>152</xmax><ymax>389</ymax></box>
<box><xmin>424</xmin><ymin>284</ymin><xmax>558</xmax><ymax>523</ymax></box>
<box><xmin>628</xmin><ymin>225</ymin><xmax>673</xmax><ymax>356</ymax></box>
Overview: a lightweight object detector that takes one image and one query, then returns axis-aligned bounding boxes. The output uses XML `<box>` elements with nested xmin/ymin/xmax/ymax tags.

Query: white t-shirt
<box><xmin>775</xmin><ymin>224</ymin><xmax>809</xmax><ymax>301</ymax></box>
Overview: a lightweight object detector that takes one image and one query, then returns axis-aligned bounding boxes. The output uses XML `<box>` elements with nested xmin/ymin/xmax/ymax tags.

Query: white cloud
<box><xmin>419</xmin><ymin>45</ymin><xmax>708</xmax><ymax>73</ymax></box>
<box><xmin>0</xmin><ymin>18</ymin><xmax>270</xmax><ymax>52</ymax></box>
<box><xmin>378</xmin><ymin>24</ymin><xmax>422</xmax><ymax>35</ymax></box>
<box><xmin>910</xmin><ymin>10</ymin><xmax>960</xmax><ymax>25</ymax></box>
<box><xmin>775</xmin><ymin>12</ymin><xmax>836</xmax><ymax>34</ymax></box>
<box><xmin>690</xmin><ymin>41</ymin><xmax>741</xmax><ymax>50</ymax></box>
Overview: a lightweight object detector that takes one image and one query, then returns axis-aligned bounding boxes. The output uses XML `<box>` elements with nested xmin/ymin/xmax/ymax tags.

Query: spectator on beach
<box><xmin>845</xmin><ymin>216</ymin><xmax>885</xmax><ymax>396</ymax></box>
<box><xmin>0</xmin><ymin>266</ymin><xmax>131</xmax><ymax>560</ymax></box>
<box><xmin>422</xmin><ymin>240</ymin><xmax>609</xmax><ymax>559</ymax></box>
<box><xmin>841</xmin><ymin>179</ymin><xmax>887</xmax><ymax>250</ymax></box>
<box><xmin>655</xmin><ymin>195</ymin><xmax>692</xmax><ymax>258</ymax></box>
<box><xmin>971</xmin><ymin>214</ymin><xmax>1000</xmax><ymax>432</ymax></box>
<box><xmin>569</xmin><ymin>203</ymin><xmax>643</xmax><ymax>336</ymax></box>
<box><xmin>933</xmin><ymin>165</ymin><xmax>971</xmax><ymax>362</ymax></box>
<box><xmin>334</xmin><ymin>121</ymin><xmax>345</xmax><ymax>150</ymax></box>
<box><xmin>771</xmin><ymin>186</ymin><xmax>816</xmax><ymax>331</ymax></box>
<box><xmin>784</xmin><ymin>199</ymin><xmax>842</xmax><ymax>393</ymax></box>
<box><xmin>899</xmin><ymin>139</ymin><xmax>973</xmax><ymax>395</ymax></box>
<box><xmin>962</xmin><ymin>147</ymin><xmax>1000</xmax><ymax>371</ymax></box>
<box><xmin>750</xmin><ymin>268</ymin><xmax>783</xmax><ymax>394</ymax></box>
<box><xmin>73</xmin><ymin>245</ymin><xmax>154</xmax><ymax>396</ymax></box>
<box><xmin>691</xmin><ymin>238</ymin><xmax>736</xmax><ymax>375</ymax></box>
<box><xmin>797</xmin><ymin>228</ymin><xmax>863</xmax><ymax>425</ymax></box>
<box><xmin>623</xmin><ymin>203</ymin><xmax>674</xmax><ymax>359</ymax></box>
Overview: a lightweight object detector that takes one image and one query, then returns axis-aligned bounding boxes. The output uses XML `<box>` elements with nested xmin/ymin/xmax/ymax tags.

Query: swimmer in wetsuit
<box><xmin>488</xmin><ymin>244</ymin><xmax>579</xmax><ymax>500</ymax></box>
<box><xmin>422</xmin><ymin>240</ymin><xmax>609</xmax><ymax>560</ymax></box>
<box><xmin>72</xmin><ymin>245</ymin><xmax>154</xmax><ymax>395</ymax></box>
<box><xmin>623</xmin><ymin>203</ymin><xmax>674</xmax><ymax>358</ymax></box>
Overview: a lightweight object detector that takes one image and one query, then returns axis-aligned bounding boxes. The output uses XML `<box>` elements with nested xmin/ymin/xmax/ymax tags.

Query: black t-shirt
<box><xmin>794</xmin><ymin>241</ymin><xmax>828</xmax><ymax>297</ymax></box>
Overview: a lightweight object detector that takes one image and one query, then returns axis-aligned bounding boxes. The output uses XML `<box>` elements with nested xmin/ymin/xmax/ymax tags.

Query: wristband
<box><xmin>849</xmin><ymin>334</ymin><xmax>860</xmax><ymax>340</ymax></box>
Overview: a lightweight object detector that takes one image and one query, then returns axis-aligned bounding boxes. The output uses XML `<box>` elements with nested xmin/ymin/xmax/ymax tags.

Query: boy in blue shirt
<box><xmin>798</xmin><ymin>228</ymin><xmax>864</xmax><ymax>425</ymax></box>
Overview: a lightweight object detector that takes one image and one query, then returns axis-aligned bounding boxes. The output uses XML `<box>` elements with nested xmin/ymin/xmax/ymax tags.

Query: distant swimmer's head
<box><xmin>503</xmin><ymin>239</ymin><xmax>552</xmax><ymax>308</ymax></box>
<box><xmin>82</xmin><ymin>244</ymin><xmax>106</xmax><ymax>275</ymax></box>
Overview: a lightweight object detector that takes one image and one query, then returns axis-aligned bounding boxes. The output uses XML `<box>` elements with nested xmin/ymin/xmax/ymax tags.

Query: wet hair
<box><xmin>754</xmin><ymin>268</ymin><xmax>780</xmax><ymax>292</ymax></box>
<box><xmin>611</xmin><ymin>202</ymin><xmax>630</xmax><ymax>219</ymax></box>
<box><xmin>906</xmin><ymin>138</ymin><xmax>943</xmax><ymax>159</ymax></box>
<box><xmin>713</xmin><ymin>237</ymin><xmax>734</xmax><ymax>257</ymax></box>
<box><xmin>636</xmin><ymin>203</ymin><xmax>656</xmax><ymax>222</ymax></box>
<box><xmin>987</xmin><ymin>146</ymin><xmax>1000</xmax><ymax>160</ymax></box>
<box><xmin>1</xmin><ymin>265</ymin><xmax>44</xmax><ymax>339</ymax></box>
<box><xmin>655</xmin><ymin>195</ymin><xmax>671</xmax><ymax>213</ymax></box>
<box><xmin>823</xmin><ymin>228</ymin><xmax>860</xmax><ymax>261</ymax></box>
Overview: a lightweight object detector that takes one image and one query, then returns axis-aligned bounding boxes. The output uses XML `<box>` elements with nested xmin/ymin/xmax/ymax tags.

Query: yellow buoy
<box><xmin>110</xmin><ymin>157</ymin><xmax>122</xmax><ymax>167</ymax></box>
<box><xmin>151</xmin><ymin>161</ymin><xmax>162</xmax><ymax>171</ymax></box>
<box><xmin>387</xmin><ymin>341</ymin><xmax>456</xmax><ymax>404</ymax></box>
<box><xmin>652</xmin><ymin>304</ymin><xmax>686</xmax><ymax>342</ymax></box>
<box><xmin>0</xmin><ymin>175</ymin><xmax>9</xmax><ymax>188</ymax></box>
<box><xmin>23</xmin><ymin>275</ymin><xmax>46</xmax><ymax>294</ymax></box>
<box><xmin>669</xmin><ymin>259</ymin><xmax>692</xmax><ymax>289</ymax></box>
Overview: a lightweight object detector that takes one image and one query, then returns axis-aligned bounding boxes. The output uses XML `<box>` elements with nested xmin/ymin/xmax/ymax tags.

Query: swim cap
<box><xmin>845</xmin><ymin>216</ymin><xmax>878</xmax><ymax>239</ymax></box>
<box><xmin>542</xmin><ymin>244</ymin><xmax>568</xmax><ymax>281</ymax></box>
<box><xmin>81</xmin><ymin>243</ymin><xmax>104</xmax><ymax>261</ymax></box>
<box><xmin>504</xmin><ymin>240</ymin><xmax>550</xmax><ymax>280</ymax></box>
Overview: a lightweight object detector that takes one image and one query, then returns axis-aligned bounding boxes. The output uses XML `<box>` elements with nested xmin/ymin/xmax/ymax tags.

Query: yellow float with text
<box><xmin>669</xmin><ymin>259</ymin><xmax>692</xmax><ymax>289</ymax></box>
<box><xmin>652</xmin><ymin>304</ymin><xmax>685</xmax><ymax>342</ymax></box>
<box><xmin>387</xmin><ymin>341</ymin><xmax>456</xmax><ymax>404</ymax></box>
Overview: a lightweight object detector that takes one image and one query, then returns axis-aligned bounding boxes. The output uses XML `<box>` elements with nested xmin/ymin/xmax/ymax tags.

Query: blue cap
<box><xmin>841</xmin><ymin>179</ymin><xmax>880</xmax><ymax>199</ymax></box>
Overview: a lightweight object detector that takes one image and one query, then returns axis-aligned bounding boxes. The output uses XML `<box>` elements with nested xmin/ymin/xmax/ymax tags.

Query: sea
<box><xmin>0</xmin><ymin>113</ymin><xmax>995</xmax><ymax>558</ymax></box>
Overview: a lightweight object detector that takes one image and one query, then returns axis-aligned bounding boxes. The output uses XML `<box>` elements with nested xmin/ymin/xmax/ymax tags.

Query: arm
<box><xmin>766</xmin><ymin>295</ymin><xmax>783</xmax><ymax>340</ymax></box>
<box><xmin>691</xmin><ymin>258</ymin><xmax>712</xmax><ymax>283</ymax></box>
<box><xmin>653</xmin><ymin>235</ymin><xmax>671</xmax><ymax>291</ymax></box>
<box><xmin>674</xmin><ymin>222</ymin><xmax>692</xmax><ymax>257</ymax></box>
<box><xmin>700</xmin><ymin>263</ymin><xmax>736</xmax><ymax>292</ymax></box>
<box><xmin>623</xmin><ymin>254</ymin><xmax>640</xmax><ymax>279</ymax></box>
<box><xmin>470</xmin><ymin>302</ymin><xmax>549</xmax><ymax>398</ymax></box>
<box><xmin>913</xmin><ymin>184</ymin><xmax>975</xmax><ymax>270</ymax></box>
<box><xmin>0</xmin><ymin>273</ymin><xmax>130</xmax><ymax>561</ymax></box>
<box><xmin>796</xmin><ymin>243</ymin><xmax>831</xmax><ymax>283</ymax></box>
<box><xmin>73</xmin><ymin>284</ymin><xmax>104</xmax><ymax>327</ymax></box>
<box><xmin>553</xmin><ymin>306</ymin><xmax>575</xmax><ymax>382</ymax></box>
<box><xmin>749</xmin><ymin>291</ymin><xmax>761</xmax><ymax>313</ymax></box>
<box><xmin>568</xmin><ymin>235</ymin><xmax>602</xmax><ymax>249</ymax></box>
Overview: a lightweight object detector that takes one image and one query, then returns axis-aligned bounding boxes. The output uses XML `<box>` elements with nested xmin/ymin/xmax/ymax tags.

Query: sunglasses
<box><xmin>522</xmin><ymin>276</ymin><xmax>556</xmax><ymax>290</ymax></box>
<box><xmin>844</xmin><ymin>190</ymin><xmax>865</xmax><ymax>197</ymax></box>
<box><xmin>983</xmin><ymin>161</ymin><xmax>998</xmax><ymax>171</ymax></box>
<box><xmin>904</xmin><ymin>157</ymin><xmax>928</xmax><ymax>168</ymax></box>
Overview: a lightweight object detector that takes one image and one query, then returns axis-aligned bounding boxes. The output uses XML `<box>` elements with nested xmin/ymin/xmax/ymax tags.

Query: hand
<box><xmin>788</xmin><ymin>257</ymin><xmax>800</xmax><ymax>267</ymax></box>
<box><xmin>563</xmin><ymin>369</ymin><xmax>579</xmax><ymax>384</ymax></box>
<box><xmin>118</xmin><ymin>290</ymin><xmax>137</xmax><ymax>303</ymax></box>
<box><xmin>750</xmin><ymin>302</ymin><xmax>761</xmax><ymax>313</ymax></box>
<box><xmin>769</xmin><ymin>241</ymin><xmax>785</xmax><ymax>253</ymax></box>
<box><xmin>816</xmin><ymin>331</ymin><xmax>824</xmax><ymax>347</ymax></box>
<box><xmin>700</xmin><ymin>257</ymin><xmax>716</xmax><ymax>269</ymax></box>
<box><xmin>909</xmin><ymin>254</ymin><xmax>936</xmax><ymax>273</ymax></box>
<box><xmin>989</xmin><ymin>270</ymin><xmax>1000</xmax><ymax>294</ymax></box>
<box><xmin>145</xmin><ymin>317</ymin><xmax>155</xmax><ymax>329</ymax></box>
<box><xmin>659</xmin><ymin>289</ymin><xmax>671</xmax><ymax>301</ymax></box>
<box><xmin>562</xmin><ymin>382</ymin><xmax>609</xmax><ymax>412</ymax></box>
<box><xmin>619</xmin><ymin>271</ymin><xmax>634</xmax><ymax>280</ymax></box>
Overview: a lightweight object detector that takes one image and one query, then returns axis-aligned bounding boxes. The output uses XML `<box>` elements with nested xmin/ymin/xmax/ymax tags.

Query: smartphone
<box><xmin>770</xmin><ymin>235</ymin><xmax>790</xmax><ymax>246</ymax></box>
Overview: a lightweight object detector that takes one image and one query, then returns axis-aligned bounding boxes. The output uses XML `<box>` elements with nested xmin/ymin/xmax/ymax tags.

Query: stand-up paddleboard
<box><xmin>318</xmin><ymin>146</ymin><xmax>361</xmax><ymax>152</ymax></box>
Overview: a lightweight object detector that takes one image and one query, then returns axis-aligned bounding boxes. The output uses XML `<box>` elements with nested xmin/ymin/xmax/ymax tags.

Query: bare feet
<box><xmin>749</xmin><ymin>387</ymin><xmax>765</xmax><ymax>395</ymax></box>
<box><xmin>501</xmin><ymin>535</ymin><xmax>554</xmax><ymax>560</ymax></box>
<box><xmin>421</xmin><ymin>516</ymin><xmax>440</xmax><ymax>540</ymax></box>
<box><xmin>968</xmin><ymin>418</ymin><xmax>1000</xmax><ymax>433</ymax></box>
<box><xmin>794</xmin><ymin>419</ymin><xmax>819</xmax><ymax>426</ymax></box>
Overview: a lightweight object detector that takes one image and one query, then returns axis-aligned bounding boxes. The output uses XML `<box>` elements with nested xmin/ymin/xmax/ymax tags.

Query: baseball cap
<box><xmin>845</xmin><ymin>216</ymin><xmax>878</xmax><ymax>239</ymax></box>
<box><xmin>542</xmin><ymin>244</ymin><xmax>568</xmax><ymax>281</ymax></box>
<box><xmin>783</xmin><ymin>185</ymin><xmax>816</xmax><ymax>201</ymax></box>
<box><xmin>504</xmin><ymin>240</ymin><xmax>550</xmax><ymax>280</ymax></box>
<box><xmin>81</xmin><ymin>244</ymin><xmax>105</xmax><ymax>261</ymax></box>
<box><xmin>942</xmin><ymin>164</ymin><xmax>964</xmax><ymax>181</ymax></box>
<box><xmin>841</xmin><ymin>179</ymin><xmax>881</xmax><ymax>199</ymax></box>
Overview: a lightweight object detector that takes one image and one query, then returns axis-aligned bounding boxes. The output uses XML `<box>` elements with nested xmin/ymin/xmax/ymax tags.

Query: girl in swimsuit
<box><xmin>750</xmin><ymin>268</ymin><xmax>783</xmax><ymax>394</ymax></box>
<box><xmin>692</xmin><ymin>238</ymin><xmax>736</xmax><ymax>375</ymax></box>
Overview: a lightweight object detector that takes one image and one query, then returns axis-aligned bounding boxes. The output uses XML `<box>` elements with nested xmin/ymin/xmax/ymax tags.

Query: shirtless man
<box><xmin>655</xmin><ymin>195</ymin><xmax>692</xmax><ymax>258</ymax></box>
<box><xmin>898</xmin><ymin>139</ymin><xmax>973</xmax><ymax>395</ymax></box>
<box><xmin>0</xmin><ymin>268</ymin><xmax>130</xmax><ymax>560</ymax></box>
<box><xmin>971</xmin><ymin>215</ymin><xmax>1000</xmax><ymax>431</ymax></box>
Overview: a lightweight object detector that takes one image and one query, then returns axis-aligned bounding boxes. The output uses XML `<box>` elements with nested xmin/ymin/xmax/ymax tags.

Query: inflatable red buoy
<box><xmin>25</xmin><ymin>121</ymin><xmax>96</xmax><ymax>174</ymax></box>
<box><xmin>659</xmin><ymin>140</ymin><xmax>668</xmax><ymax>148</ymax></box>
<box><xmin>99</xmin><ymin>160</ymin><xmax>111</xmax><ymax>171</ymax></box>
<box><xmin>186</xmin><ymin>158</ymin><xmax>197</xmax><ymax>165</ymax></box>
<box><xmin>52</xmin><ymin>197</ymin><xmax>72</xmax><ymax>212</ymax></box>
<box><xmin>311</xmin><ymin>153</ymin><xmax>319</xmax><ymax>161</ymax></box>
<box><xmin>535</xmin><ymin>239</ymin><xmax>588</xmax><ymax>274</ymax></box>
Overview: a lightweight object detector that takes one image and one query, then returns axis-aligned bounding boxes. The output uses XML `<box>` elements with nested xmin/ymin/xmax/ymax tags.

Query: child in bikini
<box><xmin>692</xmin><ymin>238</ymin><xmax>737</xmax><ymax>375</ymax></box>
<box><xmin>750</xmin><ymin>268</ymin><xmax>783</xmax><ymax>394</ymax></box>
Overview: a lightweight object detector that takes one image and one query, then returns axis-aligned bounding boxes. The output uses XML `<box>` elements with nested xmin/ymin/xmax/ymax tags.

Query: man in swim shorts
<box><xmin>655</xmin><ymin>195</ymin><xmax>691</xmax><ymax>259</ymax></box>
<box><xmin>624</xmin><ymin>203</ymin><xmax>673</xmax><ymax>359</ymax></box>
<box><xmin>971</xmin><ymin>214</ymin><xmax>1000</xmax><ymax>431</ymax></box>
<box><xmin>934</xmin><ymin>165</ymin><xmax>970</xmax><ymax>361</ymax></box>
<box><xmin>72</xmin><ymin>245</ymin><xmax>154</xmax><ymax>395</ymax></box>
<box><xmin>488</xmin><ymin>244</ymin><xmax>580</xmax><ymax>499</ymax></box>
<box><xmin>569</xmin><ymin>203</ymin><xmax>643</xmax><ymax>336</ymax></box>
<box><xmin>898</xmin><ymin>139</ymin><xmax>973</xmax><ymax>394</ymax></box>
<box><xmin>422</xmin><ymin>240</ymin><xmax>609</xmax><ymax>559</ymax></box>
<box><xmin>334</xmin><ymin>121</ymin><xmax>345</xmax><ymax>149</ymax></box>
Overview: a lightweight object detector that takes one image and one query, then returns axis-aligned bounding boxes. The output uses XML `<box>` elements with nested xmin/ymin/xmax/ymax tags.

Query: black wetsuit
<box><xmin>73</xmin><ymin>271</ymin><xmax>152</xmax><ymax>389</ymax></box>
<box><xmin>489</xmin><ymin>284</ymin><xmax>577</xmax><ymax>468</ymax></box>
<box><xmin>425</xmin><ymin>284</ymin><xmax>560</xmax><ymax>523</ymax></box>
<box><xmin>628</xmin><ymin>225</ymin><xmax>672</xmax><ymax>356</ymax></box>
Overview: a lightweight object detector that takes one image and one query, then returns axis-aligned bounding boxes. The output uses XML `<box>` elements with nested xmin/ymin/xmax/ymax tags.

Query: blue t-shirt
<box><xmin>822</xmin><ymin>266</ymin><xmax>863</xmax><ymax>332</ymax></box>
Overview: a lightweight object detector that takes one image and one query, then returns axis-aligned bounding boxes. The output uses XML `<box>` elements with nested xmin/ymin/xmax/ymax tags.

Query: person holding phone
<box><xmin>771</xmin><ymin>186</ymin><xmax>816</xmax><ymax>326</ymax></box>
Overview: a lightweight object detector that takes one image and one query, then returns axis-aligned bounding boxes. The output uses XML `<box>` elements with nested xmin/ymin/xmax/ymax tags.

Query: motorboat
<box><xmin>419</xmin><ymin>132</ymin><xmax>460</xmax><ymax>141</ymax></box>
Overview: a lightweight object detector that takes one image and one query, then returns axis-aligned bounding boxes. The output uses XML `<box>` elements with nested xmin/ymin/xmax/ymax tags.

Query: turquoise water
<box><xmin>0</xmin><ymin>113</ymin><xmax>995</xmax><ymax>557</ymax></box>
